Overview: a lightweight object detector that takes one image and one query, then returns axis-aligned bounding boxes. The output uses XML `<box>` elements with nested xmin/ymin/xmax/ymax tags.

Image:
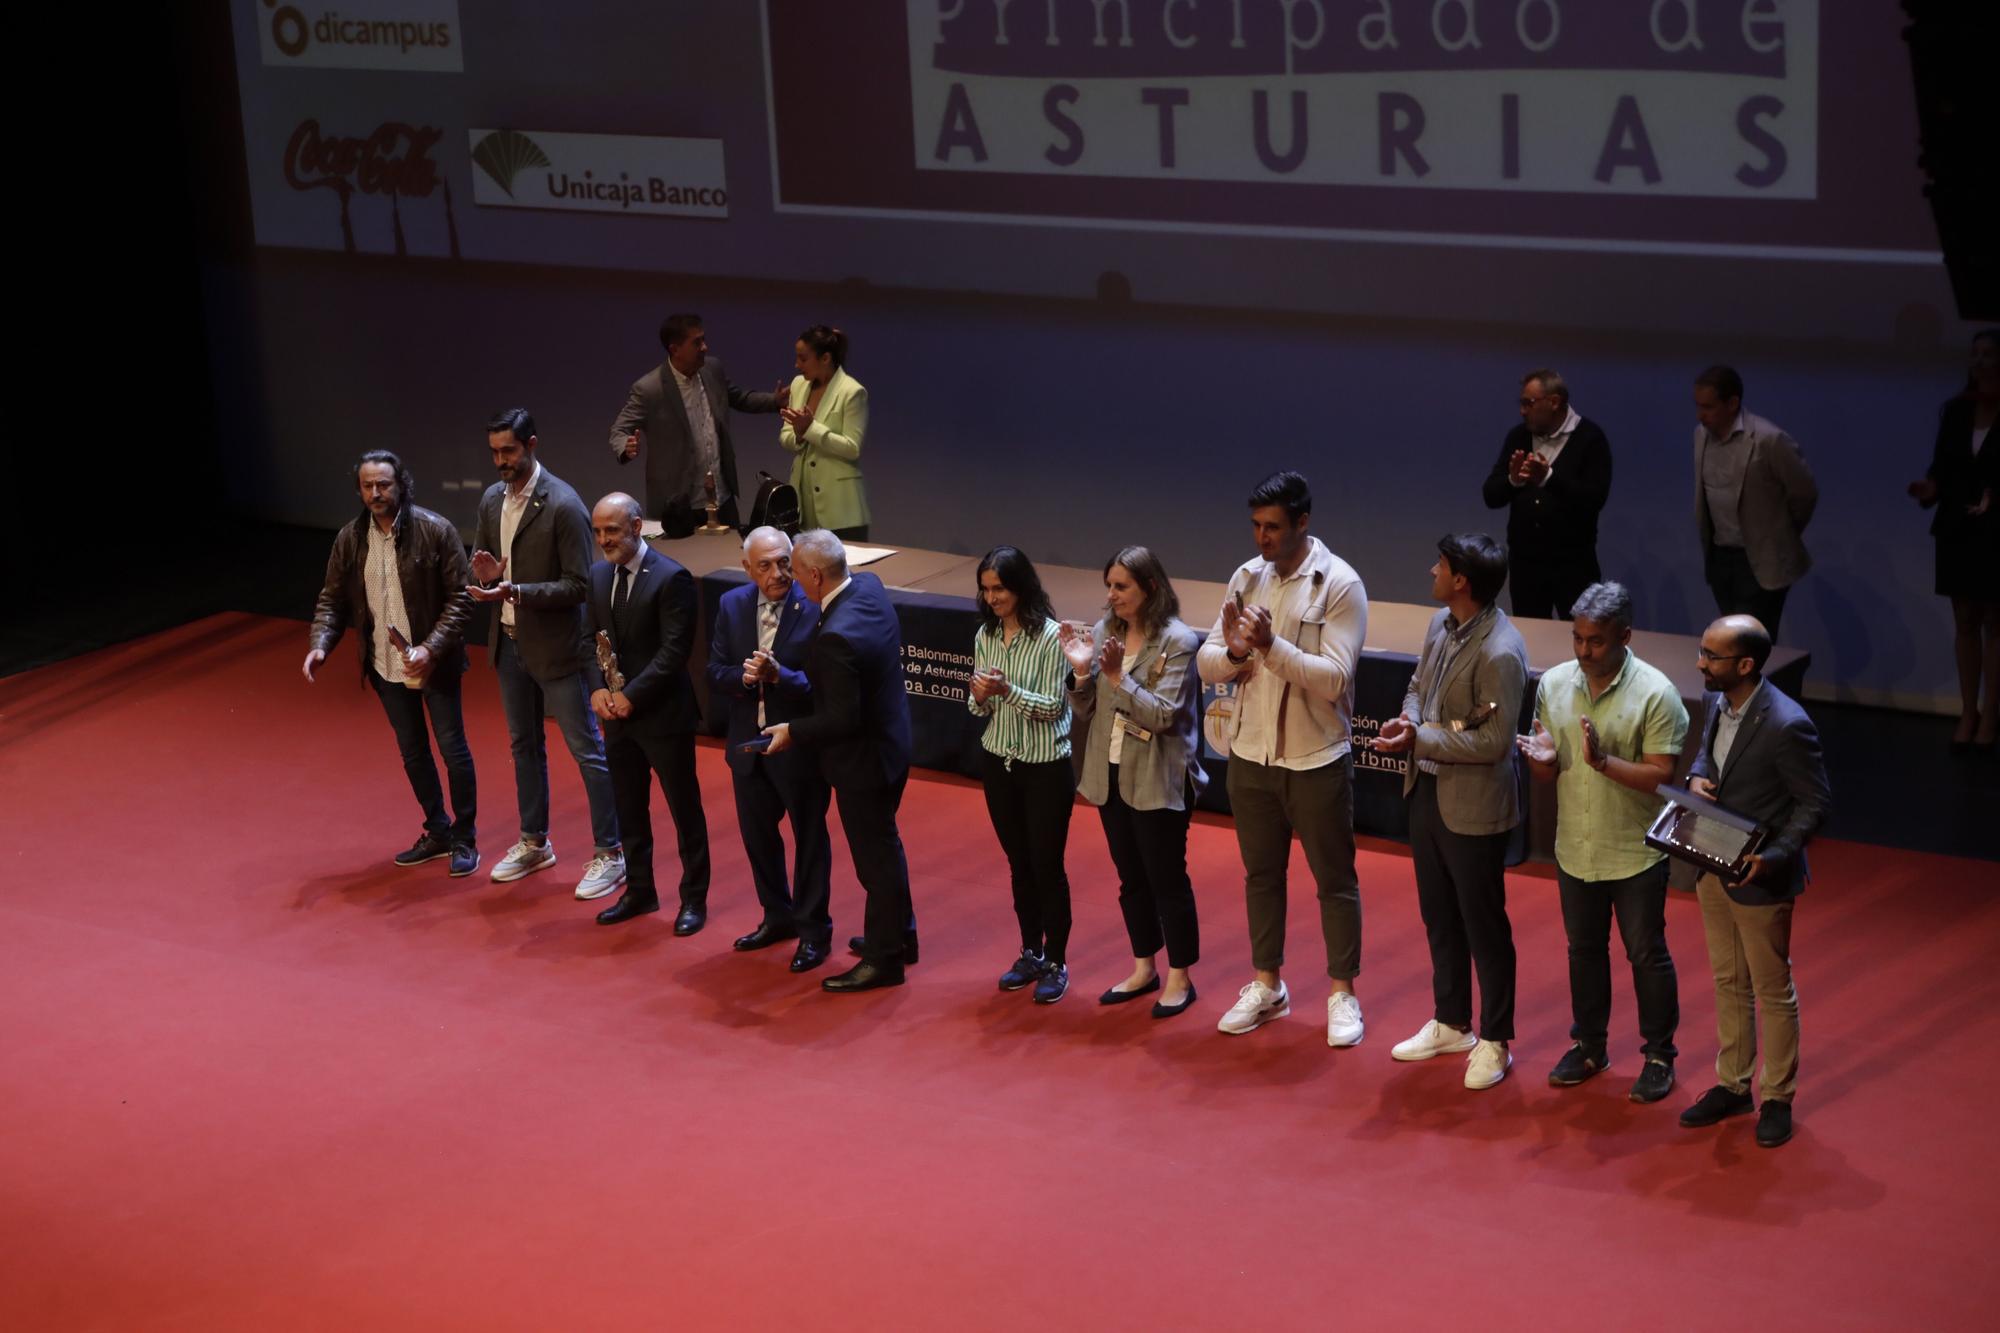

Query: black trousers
<box><xmin>1097</xmin><ymin>773</ymin><xmax>1200</xmax><ymax>969</ymax></box>
<box><xmin>733</xmin><ymin>753</ymin><xmax>833</xmax><ymax>944</ymax></box>
<box><xmin>657</xmin><ymin>495</ymin><xmax>741</xmax><ymax>540</ymax></box>
<box><xmin>1557</xmin><ymin>861</ymin><xmax>1679</xmax><ymax>1062</ymax></box>
<box><xmin>1408</xmin><ymin>773</ymin><xmax>1516</xmax><ymax>1041</ymax></box>
<box><xmin>1509</xmin><ymin>551</ymin><xmax>1600</xmax><ymax>621</ymax></box>
<box><xmin>605</xmin><ymin>726</ymin><xmax>710</xmax><ymax>906</ymax></box>
<box><xmin>838</xmin><ymin>771</ymin><xmax>915</xmax><ymax>967</ymax></box>
<box><xmin>1705</xmin><ymin>545</ymin><xmax>1789</xmax><ymax>640</ymax></box>
<box><xmin>369</xmin><ymin>668</ymin><xmax>476</xmax><ymax>846</ymax></box>
<box><xmin>980</xmin><ymin>752</ymin><xmax>1076</xmax><ymax>964</ymax></box>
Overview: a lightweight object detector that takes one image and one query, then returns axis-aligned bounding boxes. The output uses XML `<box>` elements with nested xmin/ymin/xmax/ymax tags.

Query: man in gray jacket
<box><xmin>468</xmin><ymin>408</ymin><xmax>626</xmax><ymax>901</ymax></box>
<box><xmin>1374</xmin><ymin>534</ymin><xmax>1530</xmax><ymax>1090</ymax></box>
<box><xmin>1693</xmin><ymin>365</ymin><xmax>1818</xmax><ymax>640</ymax></box>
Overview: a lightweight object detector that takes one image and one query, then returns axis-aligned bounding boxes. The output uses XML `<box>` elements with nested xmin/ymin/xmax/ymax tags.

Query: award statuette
<box><xmin>698</xmin><ymin>469</ymin><xmax>733</xmax><ymax>534</ymax></box>
<box><xmin>385</xmin><ymin>624</ymin><xmax>424</xmax><ymax>689</ymax></box>
<box><xmin>594</xmin><ymin>630</ymin><xmax>627</xmax><ymax>695</ymax></box>
<box><xmin>1644</xmin><ymin>784</ymin><xmax>1768</xmax><ymax>881</ymax></box>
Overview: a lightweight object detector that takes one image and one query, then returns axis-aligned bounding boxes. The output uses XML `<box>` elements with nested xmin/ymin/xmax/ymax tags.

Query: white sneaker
<box><xmin>1217</xmin><ymin>980</ymin><xmax>1290</xmax><ymax>1035</ymax></box>
<box><xmin>1465</xmin><ymin>1039</ymin><xmax>1512</xmax><ymax>1090</ymax></box>
<box><xmin>574</xmin><ymin>850</ymin><xmax>627</xmax><ymax>900</ymax></box>
<box><xmin>1390</xmin><ymin>1019</ymin><xmax>1479</xmax><ymax>1062</ymax></box>
<box><xmin>490</xmin><ymin>838</ymin><xmax>556</xmax><ymax>883</ymax></box>
<box><xmin>1326</xmin><ymin>991</ymin><xmax>1365</xmax><ymax>1047</ymax></box>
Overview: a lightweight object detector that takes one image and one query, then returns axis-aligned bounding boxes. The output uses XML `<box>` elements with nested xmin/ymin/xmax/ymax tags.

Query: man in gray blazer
<box><xmin>1693</xmin><ymin>365</ymin><xmax>1818</xmax><ymax>640</ymax></box>
<box><xmin>468</xmin><ymin>408</ymin><xmax>626</xmax><ymax>902</ymax></box>
<box><xmin>608</xmin><ymin>313</ymin><xmax>783</xmax><ymax>537</ymax></box>
<box><xmin>1374</xmin><ymin>533</ymin><xmax>1530</xmax><ymax>1090</ymax></box>
<box><xmin>1678</xmin><ymin>614</ymin><xmax>1831</xmax><ymax>1149</ymax></box>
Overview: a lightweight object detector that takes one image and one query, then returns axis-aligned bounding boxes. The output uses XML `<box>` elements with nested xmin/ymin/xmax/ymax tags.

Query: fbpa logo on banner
<box><xmin>468</xmin><ymin>130</ymin><xmax>728</xmax><ymax>218</ymax></box>
<box><xmin>256</xmin><ymin>0</ymin><xmax>462</xmax><ymax>72</ymax></box>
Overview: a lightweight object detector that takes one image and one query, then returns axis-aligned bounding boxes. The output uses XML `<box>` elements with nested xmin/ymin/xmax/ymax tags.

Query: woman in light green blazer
<box><xmin>780</xmin><ymin>325</ymin><xmax>871</xmax><ymax>539</ymax></box>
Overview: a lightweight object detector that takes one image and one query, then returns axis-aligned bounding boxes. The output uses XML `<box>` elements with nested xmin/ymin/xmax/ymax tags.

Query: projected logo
<box><xmin>257</xmin><ymin>0</ymin><xmax>462</xmax><ymax>72</ymax></box>
<box><xmin>467</xmin><ymin>130</ymin><xmax>728</xmax><ymax>218</ymax></box>
<box><xmin>282</xmin><ymin>119</ymin><xmax>461</xmax><ymax>257</ymax></box>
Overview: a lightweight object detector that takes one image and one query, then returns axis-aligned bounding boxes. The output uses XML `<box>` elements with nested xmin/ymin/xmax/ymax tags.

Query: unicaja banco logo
<box><xmin>471</xmin><ymin>131</ymin><xmax>551</xmax><ymax>199</ymax></box>
<box><xmin>259</xmin><ymin>0</ymin><xmax>462</xmax><ymax>72</ymax></box>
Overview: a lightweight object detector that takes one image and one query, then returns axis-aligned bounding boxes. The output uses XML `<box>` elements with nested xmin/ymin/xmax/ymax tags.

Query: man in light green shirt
<box><xmin>1518</xmin><ymin>582</ymin><xmax>1689</xmax><ymax>1106</ymax></box>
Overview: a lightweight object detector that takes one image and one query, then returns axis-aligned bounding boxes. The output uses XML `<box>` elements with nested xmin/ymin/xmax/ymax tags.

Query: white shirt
<box><xmin>1710</xmin><ymin>679</ymin><xmax>1766</xmax><ymax>775</ymax></box>
<box><xmin>1973</xmin><ymin>424</ymin><xmax>1990</xmax><ymax>459</ymax></box>
<box><xmin>671</xmin><ymin>362</ymin><xmax>723</xmax><ymax>507</ymax></box>
<box><xmin>364</xmin><ymin>517</ymin><xmax>412</xmax><ymax>682</ymax></box>
<box><xmin>819</xmin><ymin>575</ymin><xmax>854</xmax><ymax>614</ymax></box>
<box><xmin>1515</xmin><ymin>405</ymin><xmax>1581</xmax><ymax>487</ymax></box>
<box><xmin>498</xmin><ymin>460</ymin><xmax>541</xmax><ymax>629</ymax></box>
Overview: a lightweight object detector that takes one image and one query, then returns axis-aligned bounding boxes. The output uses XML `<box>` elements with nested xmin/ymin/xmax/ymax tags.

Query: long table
<box><xmin>653</xmin><ymin>535</ymin><xmax>1810</xmax><ymax>860</ymax></box>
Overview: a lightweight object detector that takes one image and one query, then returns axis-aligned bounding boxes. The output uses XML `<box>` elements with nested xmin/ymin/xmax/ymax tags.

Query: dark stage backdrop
<box><xmin>209</xmin><ymin>1</ymin><xmax>1980</xmax><ymax>712</ymax></box>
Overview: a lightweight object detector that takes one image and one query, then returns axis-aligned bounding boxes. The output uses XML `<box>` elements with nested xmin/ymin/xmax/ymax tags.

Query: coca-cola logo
<box><xmin>283</xmin><ymin>119</ymin><xmax>459</xmax><ymax>257</ymax></box>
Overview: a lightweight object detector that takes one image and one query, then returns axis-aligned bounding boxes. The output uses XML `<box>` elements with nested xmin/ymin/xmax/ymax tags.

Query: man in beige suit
<box><xmin>1692</xmin><ymin>364</ymin><xmax>1818</xmax><ymax>640</ymax></box>
<box><xmin>1374</xmin><ymin>534</ymin><xmax>1530</xmax><ymax>1089</ymax></box>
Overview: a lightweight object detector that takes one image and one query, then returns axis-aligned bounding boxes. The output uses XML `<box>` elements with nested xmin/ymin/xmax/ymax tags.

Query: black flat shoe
<box><xmin>1755</xmin><ymin>1099</ymin><xmax>1794</xmax><ymax>1148</ymax></box>
<box><xmin>847</xmin><ymin>930</ymin><xmax>919</xmax><ymax>965</ymax></box>
<box><xmin>673</xmin><ymin>905</ymin><xmax>707</xmax><ymax>937</ymax></box>
<box><xmin>734</xmin><ymin>921</ymin><xmax>798</xmax><ymax>951</ymax></box>
<box><xmin>1098</xmin><ymin>976</ymin><xmax>1162</xmax><ymax>1006</ymax></box>
<box><xmin>1151</xmin><ymin>983</ymin><xmax>1197</xmax><ymax>1019</ymax></box>
<box><xmin>595</xmin><ymin>892</ymin><xmax>660</xmax><ymax>926</ymax></box>
<box><xmin>822</xmin><ymin>960</ymin><xmax>906</xmax><ymax>993</ymax></box>
<box><xmin>789</xmin><ymin>940</ymin><xmax>829</xmax><ymax>973</ymax></box>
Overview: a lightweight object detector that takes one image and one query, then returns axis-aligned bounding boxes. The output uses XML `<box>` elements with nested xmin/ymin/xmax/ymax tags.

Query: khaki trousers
<box><xmin>1695</xmin><ymin>873</ymin><xmax>1799</xmax><ymax>1103</ymax></box>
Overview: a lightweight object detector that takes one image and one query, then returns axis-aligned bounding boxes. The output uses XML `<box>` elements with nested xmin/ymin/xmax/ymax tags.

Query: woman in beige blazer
<box><xmin>1064</xmin><ymin>546</ymin><xmax>1208</xmax><ymax>1019</ymax></box>
<box><xmin>779</xmin><ymin>325</ymin><xmax>871</xmax><ymax>539</ymax></box>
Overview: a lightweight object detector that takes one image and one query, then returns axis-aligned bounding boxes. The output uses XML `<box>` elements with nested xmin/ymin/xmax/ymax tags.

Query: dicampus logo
<box><xmin>258</xmin><ymin>0</ymin><xmax>463</xmax><ymax>72</ymax></box>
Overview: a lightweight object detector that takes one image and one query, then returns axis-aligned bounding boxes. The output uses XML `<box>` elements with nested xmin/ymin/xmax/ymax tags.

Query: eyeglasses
<box><xmin>1695</xmin><ymin>649</ymin><xmax>1748</xmax><ymax>663</ymax></box>
<box><xmin>1517</xmin><ymin>396</ymin><xmax>1545</xmax><ymax>409</ymax></box>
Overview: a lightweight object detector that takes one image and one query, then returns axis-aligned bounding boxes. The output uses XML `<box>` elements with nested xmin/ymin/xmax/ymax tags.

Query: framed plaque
<box><xmin>1645</xmin><ymin>785</ymin><xmax>1766</xmax><ymax>881</ymax></box>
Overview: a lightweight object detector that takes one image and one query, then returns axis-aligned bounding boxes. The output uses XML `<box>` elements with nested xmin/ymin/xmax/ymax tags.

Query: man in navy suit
<box><xmin>583</xmin><ymin>493</ymin><xmax>711</xmax><ymax>933</ymax></box>
<box><xmin>1677</xmin><ymin>614</ymin><xmax>1831</xmax><ymax>1149</ymax></box>
<box><xmin>706</xmin><ymin>527</ymin><xmax>834</xmax><ymax>972</ymax></box>
<box><xmin>762</xmin><ymin>530</ymin><xmax>916</xmax><ymax>992</ymax></box>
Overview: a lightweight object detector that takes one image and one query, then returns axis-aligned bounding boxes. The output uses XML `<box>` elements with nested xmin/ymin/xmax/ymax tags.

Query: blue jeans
<box><xmin>370</xmin><ymin>668</ymin><xmax>476</xmax><ymax>847</ymax></box>
<box><xmin>493</xmin><ymin>634</ymin><xmax>620</xmax><ymax>852</ymax></box>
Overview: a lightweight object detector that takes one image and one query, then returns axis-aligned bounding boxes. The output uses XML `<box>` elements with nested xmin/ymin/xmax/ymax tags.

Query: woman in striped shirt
<box><xmin>1064</xmin><ymin>547</ymin><xmax>1207</xmax><ymax>1019</ymax></box>
<box><xmin>968</xmin><ymin>546</ymin><xmax>1076</xmax><ymax>1004</ymax></box>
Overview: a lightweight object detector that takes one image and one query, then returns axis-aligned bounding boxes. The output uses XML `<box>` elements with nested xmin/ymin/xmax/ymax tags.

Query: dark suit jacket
<box><xmin>1480</xmin><ymin>416</ymin><xmax>1613</xmax><ymax>562</ymax></box>
<box><xmin>706</xmin><ymin>578</ymin><xmax>819</xmax><ymax>775</ymax></box>
<box><xmin>473</xmin><ymin>465</ymin><xmax>594</xmax><ymax>681</ymax></box>
<box><xmin>1926</xmin><ymin>395</ymin><xmax>2000</xmax><ymax>544</ymax></box>
<box><xmin>608</xmin><ymin>357</ymin><xmax>781</xmax><ymax>521</ymax></box>
<box><xmin>1687</xmin><ymin>680</ymin><xmax>1832</xmax><ymax>904</ymax></box>
<box><xmin>584</xmin><ymin>547</ymin><xmax>700</xmax><ymax>739</ymax></box>
<box><xmin>787</xmin><ymin>573</ymin><xmax>911</xmax><ymax>792</ymax></box>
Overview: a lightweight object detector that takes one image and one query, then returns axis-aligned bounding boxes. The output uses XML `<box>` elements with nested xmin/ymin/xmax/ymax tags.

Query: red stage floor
<box><xmin>4</xmin><ymin>614</ymin><xmax>1997</xmax><ymax>1331</ymax></box>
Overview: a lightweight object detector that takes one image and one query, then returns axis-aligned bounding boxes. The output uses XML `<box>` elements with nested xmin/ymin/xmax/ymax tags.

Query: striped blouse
<box><xmin>967</xmin><ymin>617</ymin><xmax>1072</xmax><ymax>764</ymax></box>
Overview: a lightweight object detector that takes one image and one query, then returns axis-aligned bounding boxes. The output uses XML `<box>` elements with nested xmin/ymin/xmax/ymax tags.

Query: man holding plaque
<box><xmin>1517</xmin><ymin>582</ymin><xmax>1688</xmax><ymax>1105</ymax></box>
<box><xmin>584</xmin><ymin>493</ymin><xmax>710</xmax><ymax>932</ymax></box>
<box><xmin>1374</xmin><ymin>534</ymin><xmax>1529</xmax><ymax>1090</ymax></box>
<box><xmin>305</xmin><ymin>449</ymin><xmax>478</xmax><ymax>877</ymax></box>
<box><xmin>1676</xmin><ymin>615</ymin><xmax>1830</xmax><ymax>1149</ymax></box>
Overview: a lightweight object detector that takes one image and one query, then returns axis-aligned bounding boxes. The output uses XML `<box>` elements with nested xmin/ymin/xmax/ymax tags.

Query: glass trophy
<box><xmin>1644</xmin><ymin>784</ymin><xmax>1767</xmax><ymax>881</ymax></box>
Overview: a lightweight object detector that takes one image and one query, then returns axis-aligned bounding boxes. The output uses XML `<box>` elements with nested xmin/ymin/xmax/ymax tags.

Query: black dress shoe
<box><xmin>595</xmin><ymin>891</ymin><xmax>660</xmax><ymax>926</ymax></box>
<box><xmin>847</xmin><ymin>930</ymin><xmax>919</xmax><ymax>965</ymax></box>
<box><xmin>1098</xmin><ymin>976</ymin><xmax>1162</xmax><ymax>1006</ymax></box>
<box><xmin>822</xmin><ymin>959</ymin><xmax>905</xmax><ymax>992</ymax></box>
<box><xmin>673</xmin><ymin>905</ymin><xmax>707</xmax><ymax>937</ymax></box>
<box><xmin>1151</xmin><ymin>982</ymin><xmax>1198</xmax><ymax>1020</ymax></box>
<box><xmin>1755</xmin><ymin>1099</ymin><xmax>1794</xmax><ymax>1148</ymax></box>
<box><xmin>1678</xmin><ymin>1085</ymin><xmax>1755</xmax><ymax>1128</ymax></box>
<box><xmin>734</xmin><ymin>921</ymin><xmax>798</xmax><ymax>952</ymax></box>
<box><xmin>789</xmin><ymin>940</ymin><xmax>829</xmax><ymax>973</ymax></box>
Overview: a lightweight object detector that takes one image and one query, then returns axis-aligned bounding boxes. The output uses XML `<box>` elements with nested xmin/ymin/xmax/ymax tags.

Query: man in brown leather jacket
<box><xmin>306</xmin><ymin>449</ymin><xmax>480</xmax><ymax>876</ymax></box>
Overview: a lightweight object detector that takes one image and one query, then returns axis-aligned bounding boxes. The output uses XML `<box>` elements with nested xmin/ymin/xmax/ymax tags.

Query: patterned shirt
<box><xmin>670</xmin><ymin>362</ymin><xmax>724</xmax><ymax>507</ymax></box>
<box><xmin>364</xmin><ymin>519</ymin><xmax>412</xmax><ymax>683</ymax></box>
<box><xmin>968</xmin><ymin>618</ymin><xmax>1071</xmax><ymax>765</ymax></box>
<box><xmin>1535</xmin><ymin>651</ymin><xmax>1690</xmax><ymax>881</ymax></box>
